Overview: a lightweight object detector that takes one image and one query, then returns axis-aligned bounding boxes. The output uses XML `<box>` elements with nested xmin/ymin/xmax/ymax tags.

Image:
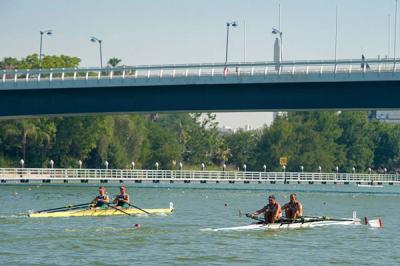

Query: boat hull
<box><xmin>29</xmin><ymin>203</ymin><xmax>174</xmax><ymax>218</ymax></box>
<box><xmin>204</xmin><ymin>219</ymin><xmax>360</xmax><ymax>232</ymax></box>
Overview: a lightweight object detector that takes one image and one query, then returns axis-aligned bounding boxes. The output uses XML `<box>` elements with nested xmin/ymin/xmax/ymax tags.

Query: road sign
<box><xmin>279</xmin><ymin>157</ymin><xmax>287</xmax><ymax>166</ymax></box>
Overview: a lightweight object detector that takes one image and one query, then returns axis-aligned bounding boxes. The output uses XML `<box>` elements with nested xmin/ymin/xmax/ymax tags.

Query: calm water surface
<box><xmin>0</xmin><ymin>185</ymin><xmax>399</xmax><ymax>265</ymax></box>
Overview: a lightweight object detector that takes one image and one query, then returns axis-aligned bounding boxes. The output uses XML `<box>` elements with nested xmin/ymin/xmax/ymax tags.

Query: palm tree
<box><xmin>107</xmin><ymin>57</ymin><xmax>122</xmax><ymax>67</ymax></box>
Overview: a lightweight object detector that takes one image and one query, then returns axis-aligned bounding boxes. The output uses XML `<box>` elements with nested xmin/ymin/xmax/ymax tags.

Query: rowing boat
<box><xmin>357</xmin><ymin>184</ymin><xmax>384</xmax><ymax>188</ymax></box>
<box><xmin>202</xmin><ymin>211</ymin><xmax>364</xmax><ymax>232</ymax></box>
<box><xmin>28</xmin><ymin>202</ymin><xmax>174</xmax><ymax>218</ymax></box>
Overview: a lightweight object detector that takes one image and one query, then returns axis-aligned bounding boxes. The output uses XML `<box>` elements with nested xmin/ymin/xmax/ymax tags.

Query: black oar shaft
<box><xmin>105</xmin><ymin>203</ymin><xmax>132</xmax><ymax>216</ymax></box>
<box><xmin>127</xmin><ymin>203</ymin><xmax>150</xmax><ymax>214</ymax></box>
<box><xmin>37</xmin><ymin>202</ymin><xmax>92</xmax><ymax>213</ymax></box>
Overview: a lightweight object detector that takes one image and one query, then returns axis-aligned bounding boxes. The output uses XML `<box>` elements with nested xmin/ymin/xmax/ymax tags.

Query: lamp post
<box><xmin>263</xmin><ymin>164</ymin><xmax>267</xmax><ymax>172</ymax></box>
<box><xmin>131</xmin><ymin>161</ymin><xmax>135</xmax><ymax>170</ymax></box>
<box><xmin>318</xmin><ymin>166</ymin><xmax>322</xmax><ymax>173</ymax></box>
<box><xmin>243</xmin><ymin>164</ymin><xmax>247</xmax><ymax>172</ymax></box>
<box><xmin>90</xmin><ymin>36</ymin><xmax>103</xmax><ymax>69</ymax></box>
<box><xmin>223</xmin><ymin>164</ymin><xmax>226</xmax><ymax>172</ymax></box>
<box><xmin>300</xmin><ymin>165</ymin><xmax>304</xmax><ymax>173</ymax></box>
<box><xmin>352</xmin><ymin>166</ymin><xmax>356</xmax><ymax>173</ymax></box>
<box><xmin>105</xmin><ymin>161</ymin><xmax>109</xmax><ymax>170</ymax></box>
<box><xmin>368</xmin><ymin>167</ymin><xmax>372</xmax><ymax>174</ymax></box>
<box><xmin>39</xmin><ymin>30</ymin><xmax>52</xmax><ymax>67</ymax></box>
<box><xmin>282</xmin><ymin>165</ymin><xmax>286</xmax><ymax>172</ymax></box>
<box><xmin>201</xmin><ymin>163</ymin><xmax>205</xmax><ymax>171</ymax></box>
<box><xmin>335</xmin><ymin>166</ymin><xmax>339</xmax><ymax>174</ymax></box>
<box><xmin>272</xmin><ymin>28</ymin><xmax>283</xmax><ymax>62</ymax></box>
<box><xmin>49</xmin><ymin>160</ymin><xmax>54</xmax><ymax>169</ymax></box>
<box><xmin>20</xmin><ymin>159</ymin><xmax>24</xmax><ymax>168</ymax></box>
<box><xmin>225</xmin><ymin>21</ymin><xmax>238</xmax><ymax>68</ymax></box>
<box><xmin>155</xmin><ymin>162</ymin><xmax>159</xmax><ymax>171</ymax></box>
<box><xmin>384</xmin><ymin>167</ymin><xmax>387</xmax><ymax>175</ymax></box>
<box><xmin>179</xmin><ymin>162</ymin><xmax>183</xmax><ymax>171</ymax></box>
<box><xmin>78</xmin><ymin>160</ymin><xmax>82</xmax><ymax>169</ymax></box>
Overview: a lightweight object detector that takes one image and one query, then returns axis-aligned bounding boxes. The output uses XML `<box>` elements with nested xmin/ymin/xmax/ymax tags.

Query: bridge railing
<box><xmin>2</xmin><ymin>58</ymin><xmax>399</xmax><ymax>85</ymax></box>
<box><xmin>1</xmin><ymin>168</ymin><xmax>399</xmax><ymax>183</ymax></box>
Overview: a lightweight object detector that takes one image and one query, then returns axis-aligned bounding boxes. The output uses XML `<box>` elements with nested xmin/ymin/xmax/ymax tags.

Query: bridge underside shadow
<box><xmin>1</xmin><ymin>80</ymin><xmax>399</xmax><ymax>118</ymax></box>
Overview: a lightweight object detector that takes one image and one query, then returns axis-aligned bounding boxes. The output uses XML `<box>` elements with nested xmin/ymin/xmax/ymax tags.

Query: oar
<box><xmin>46</xmin><ymin>204</ymin><xmax>92</xmax><ymax>213</ymax></box>
<box><xmin>105</xmin><ymin>203</ymin><xmax>133</xmax><ymax>216</ymax></box>
<box><xmin>126</xmin><ymin>202</ymin><xmax>150</xmax><ymax>215</ymax></box>
<box><xmin>301</xmin><ymin>215</ymin><xmax>354</xmax><ymax>222</ymax></box>
<box><xmin>36</xmin><ymin>202</ymin><xmax>92</xmax><ymax>213</ymax></box>
<box><xmin>239</xmin><ymin>211</ymin><xmax>265</xmax><ymax>223</ymax></box>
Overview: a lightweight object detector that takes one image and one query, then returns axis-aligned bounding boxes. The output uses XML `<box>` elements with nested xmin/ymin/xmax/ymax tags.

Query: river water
<box><xmin>0</xmin><ymin>185</ymin><xmax>399</xmax><ymax>265</ymax></box>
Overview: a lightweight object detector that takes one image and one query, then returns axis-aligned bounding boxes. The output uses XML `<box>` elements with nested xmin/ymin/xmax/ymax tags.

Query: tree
<box><xmin>107</xmin><ymin>57</ymin><xmax>122</xmax><ymax>67</ymax></box>
<box><xmin>338</xmin><ymin>111</ymin><xmax>374</xmax><ymax>172</ymax></box>
<box><xmin>224</xmin><ymin>130</ymin><xmax>257</xmax><ymax>169</ymax></box>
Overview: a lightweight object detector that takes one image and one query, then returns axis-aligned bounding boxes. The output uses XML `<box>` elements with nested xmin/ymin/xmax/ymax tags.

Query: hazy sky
<box><xmin>1</xmin><ymin>0</ymin><xmax>397</xmax><ymax>128</ymax></box>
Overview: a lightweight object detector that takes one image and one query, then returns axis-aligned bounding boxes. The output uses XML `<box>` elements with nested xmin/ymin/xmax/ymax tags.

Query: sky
<box><xmin>1</xmin><ymin>0</ymin><xmax>398</xmax><ymax>128</ymax></box>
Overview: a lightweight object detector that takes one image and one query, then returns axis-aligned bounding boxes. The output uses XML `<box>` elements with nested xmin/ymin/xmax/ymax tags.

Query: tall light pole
<box><xmin>334</xmin><ymin>6</ymin><xmax>338</xmax><ymax>62</ymax></box>
<box><xmin>225</xmin><ymin>21</ymin><xmax>238</xmax><ymax>68</ymax></box>
<box><xmin>272</xmin><ymin>28</ymin><xmax>283</xmax><ymax>63</ymax></box>
<box><xmin>90</xmin><ymin>36</ymin><xmax>103</xmax><ymax>69</ymax></box>
<box><xmin>389</xmin><ymin>14</ymin><xmax>392</xmax><ymax>58</ymax></box>
<box><xmin>394</xmin><ymin>0</ymin><xmax>398</xmax><ymax>66</ymax></box>
<box><xmin>39</xmin><ymin>30</ymin><xmax>52</xmax><ymax>67</ymax></box>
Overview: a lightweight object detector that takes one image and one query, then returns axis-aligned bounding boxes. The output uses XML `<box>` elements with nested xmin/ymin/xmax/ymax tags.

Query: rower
<box><xmin>92</xmin><ymin>186</ymin><xmax>110</xmax><ymax>209</ymax></box>
<box><xmin>282</xmin><ymin>193</ymin><xmax>303</xmax><ymax>222</ymax></box>
<box><xmin>251</xmin><ymin>195</ymin><xmax>282</xmax><ymax>224</ymax></box>
<box><xmin>113</xmin><ymin>186</ymin><xmax>130</xmax><ymax>208</ymax></box>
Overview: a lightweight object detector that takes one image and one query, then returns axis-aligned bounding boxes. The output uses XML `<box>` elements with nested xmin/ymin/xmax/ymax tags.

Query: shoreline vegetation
<box><xmin>1</xmin><ymin>54</ymin><xmax>400</xmax><ymax>173</ymax></box>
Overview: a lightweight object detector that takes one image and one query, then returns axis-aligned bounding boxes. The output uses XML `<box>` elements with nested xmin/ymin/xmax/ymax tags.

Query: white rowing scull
<box><xmin>202</xmin><ymin>211</ymin><xmax>382</xmax><ymax>232</ymax></box>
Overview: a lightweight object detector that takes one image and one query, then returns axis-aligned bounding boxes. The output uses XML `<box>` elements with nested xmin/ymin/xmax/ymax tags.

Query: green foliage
<box><xmin>107</xmin><ymin>57</ymin><xmax>122</xmax><ymax>67</ymax></box>
<box><xmin>0</xmin><ymin>54</ymin><xmax>80</xmax><ymax>69</ymax></box>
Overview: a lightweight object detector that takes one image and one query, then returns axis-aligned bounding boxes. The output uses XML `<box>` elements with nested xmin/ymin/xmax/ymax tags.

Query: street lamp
<box><xmin>300</xmin><ymin>165</ymin><xmax>304</xmax><ymax>173</ymax></box>
<box><xmin>384</xmin><ymin>168</ymin><xmax>387</xmax><ymax>174</ymax></box>
<box><xmin>20</xmin><ymin>159</ymin><xmax>24</xmax><ymax>168</ymax></box>
<box><xmin>272</xmin><ymin>27</ymin><xmax>283</xmax><ymax>62</ymax></box>
<box><xmin>39</xmin><ymin>30</ymin><xmax>52</xmax><ymax>67</ymax></box>
<box><xmin>318</xmin><ymin>166</ymin><xmax>322</xmax><ymax>173</ymax></box>
<box><xmin>223</xmin><ymin>164</ymin><xmax>226</xmax><ymax>171</ymax></box>
<box><xmin>282</xmin><ymin>165</ymin><xmax>286</xmax><ymax>172</ymax></box>
<box><xmin>155</xmin><ymin>162</ymin><xmax>159</xmax><ymax>170</ymax></box>
<box><xmin>105</xmin><ymin>161</ymin><xmax>109</xmax><ymax>170</ymax></box>
<box><xmin>263</xmin><ymin>164</ymin><xmax>267</xmax><ymax>172</ymax></box>
<box><xmin>352</xmin><ymin>166</ymin><xmax>356</xmax><ymax>173</ymax></box>
<box><xmin>90</xmin><ymin>36</ymin><xmax>103</xmax><ymax>69</ymax></box>
<box><xmin>131</xmin><ymin>161</ymin><xmax>135</xmax><ymax>170</ymax></box>
<box><xmin>78</xmin><ymin>160</ymin><xmax>82</xmax><ymax>169</ymax></box>
<box><xmin>225</xmin><ymin>21</ymin><xmax>239</xmax><ymax>68</ymax></box>
<box><xmin>243</xmin><ymin>164</ymin><xmax>247</xmax><ymax>172</ymax></box>
<box><xmin>179</xmin><ymin>162</ymin><xmax>183</xmax><ymax>171</ymax></box>
<box><xmin>368</xmin><ymin>167</ymin><xmax>372</xmax><ymax>174</ymax></box>
<box><xmin>49</xmin><ymin>160</ymin><xmax>54</xmax><ymax>169</ymax></box>
<box><xmin>201</xmin><ymin>163</ymin><xmax>205</xmax><ymax>171</ymax></box>
<box><xmin>335</xmin><ymin>166</ymin><xmax>339</xmax><ymax>174</ymax></box>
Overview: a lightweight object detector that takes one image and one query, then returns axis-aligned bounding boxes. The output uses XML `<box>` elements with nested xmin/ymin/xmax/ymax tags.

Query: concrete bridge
<box><xmin>1</xmin><ymin>58</ymin><xmax>400</xmax><ymax>118</ymax></box>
